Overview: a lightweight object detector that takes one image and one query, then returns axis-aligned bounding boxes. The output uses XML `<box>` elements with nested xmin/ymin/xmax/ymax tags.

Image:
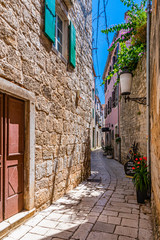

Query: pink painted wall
<box><xmin>104</xmin><ymin>45</ymin><xmax>120</xmax><ymax>133</ymax></box>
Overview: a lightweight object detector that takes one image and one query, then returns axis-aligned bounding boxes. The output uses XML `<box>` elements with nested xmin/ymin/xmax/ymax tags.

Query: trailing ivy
<box><xmin>101</xmin><ymin>0</ymin><xmax>148</xmax><ymax>86</ymax></box>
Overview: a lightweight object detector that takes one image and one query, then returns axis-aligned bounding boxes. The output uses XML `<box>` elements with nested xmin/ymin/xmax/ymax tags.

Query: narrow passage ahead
<box><xmin>3</xmin><ymin>149</ymin><xmax>153</xmax><ymax>240</ymax></box>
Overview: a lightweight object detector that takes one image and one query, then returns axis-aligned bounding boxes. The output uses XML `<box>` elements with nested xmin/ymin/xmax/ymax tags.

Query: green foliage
<box><xmin>132</xmin><ymin>156</ymin><xmax>150</xmax><ymax>192</ymax></box>
<box><xmin>115</xmin><ymin>137</ymin><xmax>121</xmax><ymax>143</ymax></box>
<box><xmin>101</xmin><ymin>0</ymin><xmax>147</xmax><ymax>86</ymax></box>
<box><xmin>103</xmin><ymin>145</ymin><xmax>113</xmax><ymax>155</ymax></box>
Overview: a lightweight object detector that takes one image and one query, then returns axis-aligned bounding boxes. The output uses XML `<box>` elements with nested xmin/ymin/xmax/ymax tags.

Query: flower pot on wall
<box><xmin>120</xmin><ymin>68</ymin><xmax>133</xmax><ymax>95</ymax></box>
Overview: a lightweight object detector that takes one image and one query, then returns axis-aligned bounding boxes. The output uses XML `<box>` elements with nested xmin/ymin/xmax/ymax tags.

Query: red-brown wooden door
<box><xmin>0</xmin><ymin>94</ymin><xmax>25</xmax><ymax>221</ymax></box>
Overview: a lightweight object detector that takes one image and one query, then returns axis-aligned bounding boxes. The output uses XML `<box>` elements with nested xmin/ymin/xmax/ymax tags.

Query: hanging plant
<box><xmin>101</xmin><ymin>0</ymin><xmax>148</xmax><ymax>86</ymax></box>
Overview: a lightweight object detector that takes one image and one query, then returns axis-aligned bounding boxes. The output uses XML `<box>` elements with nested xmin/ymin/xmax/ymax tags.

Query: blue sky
<box><xmin>92</xmin><ymin>0</ymin><xmax>142</xmax><ymax>104</ymax></box>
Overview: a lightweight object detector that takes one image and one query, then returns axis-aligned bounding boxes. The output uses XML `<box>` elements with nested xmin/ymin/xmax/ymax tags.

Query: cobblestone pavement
<box><xmin>3</xmin><ymin>149</ymin><xmax>153</xmax><ymax>240</ymax></box>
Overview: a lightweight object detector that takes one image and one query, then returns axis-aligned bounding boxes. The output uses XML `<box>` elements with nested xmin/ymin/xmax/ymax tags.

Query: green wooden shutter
<box><xmin>69</xmin><ymin>22</ymin><xmax>76</xmax><ymax>68</ymax></box>
<box><xmin>45</xmin><ymin>0</ymin><xmax>55</xmax><ymax>43</ymax></box>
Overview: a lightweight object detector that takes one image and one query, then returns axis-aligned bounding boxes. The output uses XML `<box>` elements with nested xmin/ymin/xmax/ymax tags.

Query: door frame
<box><xmin>0</xmin><ymin>77</ymin><xmax>35</xmax><ymax>211</ymax></box>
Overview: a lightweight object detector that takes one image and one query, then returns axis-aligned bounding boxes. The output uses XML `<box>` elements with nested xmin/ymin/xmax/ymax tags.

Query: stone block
<box><xmin>115</xmin><ymin>226</ymin><xmax>138</xmax><ymax>238</ymax></box>
<box><xmin>121</xmin><ymin>218</ymin><xmax>138</xmax><ymax>228</ymax></box>
<box><xmin>87</xmin><ymin>231</ymin><xmax>118</xmax><ymax>240</ymax></box>
<box><xmin>93</xmin><ymin>221</ymin><xmax>115</xmax><ymax>233</ymax></box>
<box><xmin>72</xmin><ymin>223</ymin><xmax>93</xmax><ymax>240</ymax></box>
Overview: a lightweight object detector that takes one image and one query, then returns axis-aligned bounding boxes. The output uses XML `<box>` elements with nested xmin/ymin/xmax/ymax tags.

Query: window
<box><xmin>54</xmin><ymin>15</ymin><xmax>63</xmax><ymax>54</ymax></box>
<box><xmin>92</xmin><ymin>108</ymin><xmax>94</xmax><ymax>118</ymax></box>
<box><xmin>112</xmin><ymin>90</ymin><xmax>116</xmax><ymax>108</ymax></box>
<box><xmin>105</xmin><ymin>104</ymin><xmax>108</xmax><ymax>118</ymax></box>
<box><xmin>104</xmin><ymin>81</ymin><xmax>107</xmax><ymax>92</ymax></box>
<box><xmin>115</xmin><ymin>85</ymin><xmax>119</xmax><ymax>106</ymax></box>
<box><xmin>44</xmin><ymin>0</ymin><xmax>76</xmax><ymax>66</ymax></box>
<box><xmin>113</xmin><ymin>56</ymin><xmax>116</xmax><ymax>65</ymax></box>
<box><xmin>92</xmin><ymin>89</ymin><xmax>94</xmax><ymax>100</ymax></box>
<box><xmin>112</xmin><ymin>130</ymin><xmax>114</xmax><ymax>140</ymax></box>
<box><xmin>108</xmin><ymin>97</ymin><xmax>112</xmax><ymax>114</ymax></box>
<box><xmin>108</xmin><ymin>66</ymin><xmax>112</xmax><ymax>85</ymax></box>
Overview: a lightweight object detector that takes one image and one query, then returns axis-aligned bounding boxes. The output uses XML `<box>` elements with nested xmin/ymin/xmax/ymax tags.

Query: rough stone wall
<box><xmin>150</xmin><ymin>0</ymin><xmax>160</xmax><ymax>238</ymax></box>
<box><xmin>0</xmin><ymin>0</ymin><xmax>92</xmax><ymax>210</ymax></box>
<box><xmin>120</xmin><ymin>56</ymin><xmax>147</xmax><ymax>164</ymax></box>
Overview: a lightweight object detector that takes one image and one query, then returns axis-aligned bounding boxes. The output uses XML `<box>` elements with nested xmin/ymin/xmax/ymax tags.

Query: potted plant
<box><xmin>115</xmin><ymin>137</ymin><xmax>121</xmax><ymax>144</ymax></box>
<box><xmin>132</xmin><ymin>156</ymin><xmax>150</xmax><ymax>203</ymax></box>
<box><xmin>103</xmin><ymin>145</ymin><xmax>113</xmax><ymax>158</ymax></box>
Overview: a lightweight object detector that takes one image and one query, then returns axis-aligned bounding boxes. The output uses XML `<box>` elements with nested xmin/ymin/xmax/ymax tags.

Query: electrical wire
<box><xmin>103</xmin><ymin>0</ymin><xmax>110</xmax><ymax>47</ymax></box>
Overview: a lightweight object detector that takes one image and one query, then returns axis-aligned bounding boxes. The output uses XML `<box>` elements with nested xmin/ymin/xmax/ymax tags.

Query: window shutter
<box><xmin>92</xmin><ymin>108</ymin><xmax>94</xmax><ymax>118</ymax></box>
<box><xmin>69</xmin><ymin>22</ymin><xmax>76</xmax><ymax>68</ymax></box>
<box><xmin>105</xmin><ymin>104</ymin><xmax>108</xmax><ymax>118</ymax></box>
<box><xmin>45</xmin><ymin>0</ymin><xmax>55</xmax><ymax>43</ymax></box>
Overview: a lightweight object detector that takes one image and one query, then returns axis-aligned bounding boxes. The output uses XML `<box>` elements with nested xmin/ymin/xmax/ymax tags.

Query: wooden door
<box><xmin>0</xmin><ymin>95</ymin><xmax>25</xmax><ymax>220</ymax></box>
<box><xmin>0</xmin><ymin>94</ymin><xmax>3</xmax><ymax>222</ymax></box>
<box><xmin>4</xmin><ymin>96</ymin><xmax>24</xmax><ymax>219</ymax></box>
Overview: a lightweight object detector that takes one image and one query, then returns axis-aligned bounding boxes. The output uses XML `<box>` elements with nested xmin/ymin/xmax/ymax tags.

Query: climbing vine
<box><xmin>102</xmin><ymin>0</ymin><xmax>148</xmax><ymax>85</ymax></box>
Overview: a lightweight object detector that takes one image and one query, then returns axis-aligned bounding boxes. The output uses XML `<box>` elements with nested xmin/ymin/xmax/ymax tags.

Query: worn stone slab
<box><xmin>98</xmin><ymin>215</ymin><xmax>108</xmax><ymax>223</ymax></box>
<box><xmin>119</xmin><ymin>236</ymin><xmax>136</xmax><ymax>240</ymax></box>
<box><xmin>24</xmin><ymin>214</ymin><xmax>45</xmax><ymax>227</ymax></box>
<box><xmin>110</xmin><ymin>202</ymin><xmax>139</xmax><ymax>210</ymax></box>
<box><xmin>20</xmin><ymin>233</ymin><xmax>52</xmax><ymax>240</ymax></box>
<box><xmin>87</xmin><ymin>231</ymin><xmax>118</xmax><ymax>240</ymax></box>
<box><xmin>72</xmin><ymin>223</ymin><xmax>93</xmax><ymax>240</ymax></box>
<box><xmin>112</xmin><ymin>194</ymin><xmax>125</xmax><ymax>199</ymax></box>
<box><xmin>121</xmin><ymin>218</ymin><xmax>138</xmax><ymax>228</ymax></box>
<box><xmin>46</xmin><ymin>229</ymin><xmax>73</xmax><ymax>239</ymax></box>
<box><xmin>108</xmin><ymin>216</ymin><xmax>121</xmax><ymax>225</ymax></box>
<box><xmin>101</xmin><ymin>210</ymin><xmax>118</xmax><ymax>217</ymax></box>
<box><xmin>114</xmin><ymin>226</ymin><xmax>138</xmax><ymax>238</ymax></box>
<box><xmin>138</xmin><ymin>228</ymin><xmax>153</xmax><ymax>240</ymax></box>
<box><xmin>118</xmin><ymin>213</ymin><xmax>139</xmax><ymax>220</ymax></box>
<box><xmin>46</xmin><ymin>213</ymin><xmax>63</xmax><ymax>221</ymax></box>
<box><xmin>29</xmin><ymin>226</ymin><xmax>49</xmax><ymax>235</ymax></box>
<box><xmin>2</xmin><ymin>237</ymin><xmax>15</xmax><ymax>240</ymax></box>
<box><xmin>38</xmin><ymin>219</ymin><xmax>58</xmax><ymax>228</ymax></box>
<box><xmin>93</xmin><ymin>221</ymin><xmax>115</xmax><ymax>233</ymax></box>
<box><xmin>86</xmin><ymin>215</ymin><xmax>98</xmax><ymax>224</ymax></box>
<box><xmin>110</xmin><ymin>198</ymin><xmax>125</xmax><ymax>203</ymax></box>
<box><xmin>55</xmin><ymin>222</ymin><xmax>79</xmax><ymax>232</ymax></box>
<box><xmin>8</xmin><ymin>225</ymin><xmax>32</xmax><ymax>239</ymax></box>
<box><xmin>139</xmin><ymin>219</ymin><xmax>152</xmax><ymax>229</ymax></box>
<box><xmin>140</xmin><ymin>213</ymin><xmax>151</xmax><ymax>220</ymax></box>
<box><xmin>105</xmin><ymin>206</ymin><xmax>132</xmax><ymax>213</ymax></box>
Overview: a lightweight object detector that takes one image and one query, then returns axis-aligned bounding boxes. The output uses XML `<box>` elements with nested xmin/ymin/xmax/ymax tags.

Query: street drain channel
<box><xmin>87</xmin><ymin>178</ymin><xmax>101</xmax><ymax>183</ymax></box>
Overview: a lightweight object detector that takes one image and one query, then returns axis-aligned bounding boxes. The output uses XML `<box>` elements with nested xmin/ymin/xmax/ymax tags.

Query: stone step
<box><xmin>0</xmin><ymin>209</ymin><xmax>35</xmax><ymax>239</ymax></box>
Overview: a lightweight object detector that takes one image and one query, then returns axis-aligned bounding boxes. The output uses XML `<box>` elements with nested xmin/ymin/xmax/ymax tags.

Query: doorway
<box><xmin>0</xmin><ymin>94</ymin><xmax>25</xmax><ymax>222</ymax></box>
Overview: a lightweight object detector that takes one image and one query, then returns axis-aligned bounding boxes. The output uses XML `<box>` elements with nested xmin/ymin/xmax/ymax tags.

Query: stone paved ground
<box><xmin>3</xmin><ymin>149</ymin><xmax>153</xmax><ymax>240</ymax></box>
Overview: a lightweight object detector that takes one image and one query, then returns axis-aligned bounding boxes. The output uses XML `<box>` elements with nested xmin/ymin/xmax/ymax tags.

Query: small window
<box><xmin>54</xmin><ymin>15</ymin><xmax>63</xmax><ymax>54</ymax></box>
<box><xmin>92</xmin><ymin>89</ymin><xmax>94</xmax><ymax>100</ymax></box>
<box><xmin>112</xmin><ymin>130</ymin><xmax>114</xmax><ymax>140</ymax></box>
<box><xmin>92</xmin><ymin>108</ymin><xmax>94</xmax><ymax>118</ymax></box>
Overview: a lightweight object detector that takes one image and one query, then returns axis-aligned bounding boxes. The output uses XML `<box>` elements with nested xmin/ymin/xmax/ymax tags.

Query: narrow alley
<box><xmin>3</xmin><ymin>150</ymin><xmax>153</xmax><ymax>240</ymax></box>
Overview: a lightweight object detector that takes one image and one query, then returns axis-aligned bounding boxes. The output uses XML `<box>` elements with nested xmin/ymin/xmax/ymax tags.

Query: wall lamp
<box><xmin>120</xmin><ymin>69</ymin><xmax>146</xmax><ymax>105</ymax></box>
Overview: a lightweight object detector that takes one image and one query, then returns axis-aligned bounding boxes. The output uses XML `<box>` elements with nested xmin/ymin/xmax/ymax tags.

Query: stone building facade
<box><xmin>95</xmin><ymin>95</ymin><xmax>103</xmax><ymax>148</ymax></box>
<box><xmin>120</xmin><ymin>56</ymin><xmax>147</xmax><ymax>164</ymax></box>
<box><xmin>91</xmin><ymin>67</ymin><xmax>96</xmax><ymax>148</ymax></box>
<box><xmin>103</xmin><ymin>39</ymin><xmax>120</xmax><ymax>160</ymax></box>
<box><xmin>150</xmin><ymin>0</ymin><xmax>160</xmax><ymax>238</ymax></box>
<box><xmin>0</xmin><ymin>0</ymin><xmax>92</xmax><ymax>225</ymax></box>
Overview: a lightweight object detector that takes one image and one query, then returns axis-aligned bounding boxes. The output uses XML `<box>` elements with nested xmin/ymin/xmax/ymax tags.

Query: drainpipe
<box><xmin>147</xmin><ymin>0</ymin><xmax>151</xmax><ymax>195</ymax></box>
<box><xmin>117</xmin><ymin>82</ymin><xmax>121</xmax><ymax>162</ymax></box>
